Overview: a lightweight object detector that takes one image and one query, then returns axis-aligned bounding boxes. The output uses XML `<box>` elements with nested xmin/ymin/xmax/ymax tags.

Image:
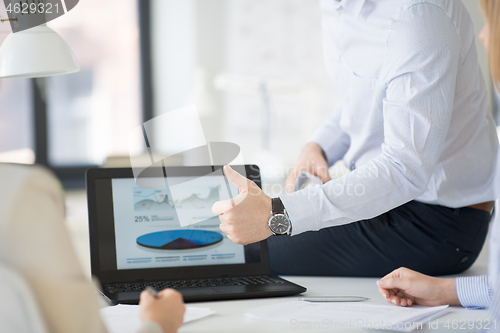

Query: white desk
<box><xmin>177</xmin><ymin>275</ymin><xmax>490</xmax><ymax>333</ymax></box>
<box><xmin>64</xmin><ymin>190</ymin><xmax>492</xmax><ymax>333</ymax></box>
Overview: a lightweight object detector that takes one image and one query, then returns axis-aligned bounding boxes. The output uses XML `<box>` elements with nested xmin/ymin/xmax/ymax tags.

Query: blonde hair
<box><xmin>480</xmin><ymin>0</ymin><xmax>500</xmax><ymax>88</ymax></box>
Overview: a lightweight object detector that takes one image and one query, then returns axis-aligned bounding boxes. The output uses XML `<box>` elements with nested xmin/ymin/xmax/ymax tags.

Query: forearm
<box><xmin>281</xmin><ymin>154</ymin><xmax>427</xmax><ymax>235</ymax></box>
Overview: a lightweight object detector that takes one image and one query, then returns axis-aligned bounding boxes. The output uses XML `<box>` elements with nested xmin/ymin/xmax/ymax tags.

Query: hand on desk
<box><xmin>285</xmin><ymin>142</ymin><xmax>331</xmax><ymax>193</ymax></box>
<box><xmin>139</xmin><ymin>289</ymin><xmax>185</xmax><ymax>333</ymax></box>
<box><xmin>377</xmin><ymin>267</ymin><xmax>460</xmax><ymax>307</ymax></box>
<box><xmin>212</xmin><ymin>165</ymin><xmax>272</xmax><ymax>245</ymax></box>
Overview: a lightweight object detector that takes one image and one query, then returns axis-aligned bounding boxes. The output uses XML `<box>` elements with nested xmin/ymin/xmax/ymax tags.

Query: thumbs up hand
<box><xmin>212</xmin><ymin>165</ymin><xmax>273</xmax><ymax>245</ymax></box>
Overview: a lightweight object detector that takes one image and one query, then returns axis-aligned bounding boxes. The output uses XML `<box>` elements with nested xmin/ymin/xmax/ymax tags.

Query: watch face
<box><xmin>269</xmin><ymin>214</ymin><xmax>290</xmax><ymax>235</ymax></box>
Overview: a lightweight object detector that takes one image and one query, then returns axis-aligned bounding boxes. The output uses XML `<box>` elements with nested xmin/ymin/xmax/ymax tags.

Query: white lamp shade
<box><xmin>0</xmin><ymin>24</ymin><xmax>79</xmax><ymax>79</ymax></box>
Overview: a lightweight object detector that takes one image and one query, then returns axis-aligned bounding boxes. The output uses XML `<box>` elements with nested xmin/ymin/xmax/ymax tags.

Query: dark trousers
<box><xmin>268</xmin><ymin>201</ymin><xmax>491</xmax><ymax>277</ymax></box>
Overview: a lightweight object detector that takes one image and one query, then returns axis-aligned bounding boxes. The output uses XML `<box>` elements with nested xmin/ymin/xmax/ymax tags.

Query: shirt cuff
<box><xmin>455</xmin><ymin>275</ymin><xmax>492</xmax><ymax>309</ymax></box>
<box><xmin>280</xmin><ymin>186</ymin><xmax>323</xmax><ymax>235</ymax></box>
<box><xmin>135</xmin><ymin>321</ymin><xmax>164</xmax><ymax>333</ymax></box>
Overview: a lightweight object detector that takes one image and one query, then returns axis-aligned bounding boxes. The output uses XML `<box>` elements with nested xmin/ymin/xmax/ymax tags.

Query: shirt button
<box><xmin>461</xmin><ymin>257</ymin><xmax>468</xmax><ymax>263</ymax></box>
<box><xmin>340</xmin><ymin>56</ymin><xmax>345</xmax><ymax>62</ymax></box>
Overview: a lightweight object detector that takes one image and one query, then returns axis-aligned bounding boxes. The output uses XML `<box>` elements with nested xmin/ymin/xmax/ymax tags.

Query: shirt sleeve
<box><xmin>281</xmin><ymin>4</ymin><xmax>462</xmax><ymax>235</ymax></box>
<box><xmin>0</xmin><ymin>166</ymin><xmax>108</xmax><ymax>333</ymax></box>
<box><xmin>308</xmin><ymin>106</ymin><xmax>351</xmax><ymax>166</ymax></box>
<box><xmin>0</xmin><ymin>266</ymin><xmax>48</xmax><ymax>333</ymax></box>
<box><xmin>456</xmin><ymin>276</ymin><xmax>493</xmax><ymax>309</ymax></box>
<box><xmin>488</xmin><ymin>272</ymin><xmax>500</xmax><ymax>330</ymax></box>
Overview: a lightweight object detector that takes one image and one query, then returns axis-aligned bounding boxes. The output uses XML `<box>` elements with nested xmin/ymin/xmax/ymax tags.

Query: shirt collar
<box><xmin>338</xmin><ymin>0</ymin><xmax>366</xmax><ymax>18</ymax></box>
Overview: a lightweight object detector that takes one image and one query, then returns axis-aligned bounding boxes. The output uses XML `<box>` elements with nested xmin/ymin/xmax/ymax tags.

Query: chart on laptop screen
<box><xmin>111</xmin><ymin>176</ymin><xmax>245</xmax><ymax>270</ymax></box>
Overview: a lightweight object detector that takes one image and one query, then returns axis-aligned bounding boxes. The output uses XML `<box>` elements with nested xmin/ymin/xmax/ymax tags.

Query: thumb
<box><xmin>139</xmin><ymin>289</ymin><xmax>155</xmax><ymax>304</ymax></box>
<box><xmin>212</xmin><ymin>191</ymin><xmax>248</xmax><ymax>215</ymax></box>
<box><xmin>223</xmin><ymin>165</ymin><xmax>248</xmax><ymax>191</ymax></box>
<box><xmin>378</xmin><ymin>271</ymin><xmax>412</xmax><ymax>290</ymax></box>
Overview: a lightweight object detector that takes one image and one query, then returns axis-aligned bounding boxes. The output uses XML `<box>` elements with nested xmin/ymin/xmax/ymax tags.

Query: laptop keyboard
<box><xmin>104</xmin><ymin>276</ymin><xmax>284</xmax><ymax>294</ymax></box>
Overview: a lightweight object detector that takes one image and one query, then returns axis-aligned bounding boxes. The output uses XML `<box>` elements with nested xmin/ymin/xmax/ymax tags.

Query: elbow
<box><xmin>410</xmin><ymin>176</ymin><xmax>429</xmax><ymax>197</ymax></box>
<box><xmin>396</xmin><ymin>167</ymin><xmax>429</xmax><ymax>198</ymax></box>
<box><xmin>384</xmin><ymin>153</ymin><xmax>432</xmax><ymax>198</ymax></box>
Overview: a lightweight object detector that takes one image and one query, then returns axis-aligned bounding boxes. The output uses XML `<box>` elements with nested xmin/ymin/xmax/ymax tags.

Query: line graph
<box><xmin>173</xmin><ymin>185</ymin><xmax>220</xmax><ymax>210</ymax></box>
<box><xmin>169</xmin><ymin>184</ymin><xmax>222</xmax><ymax>227</ymax></box>
<box><xmin>133</xmin><ymin>188</ymin><xmax>175</xmax><ymax>212</ymax></box>
<box><xmin>133</xmin><ymin>185</ymin><xmax>221</xmax><ymax>213</ymax></box>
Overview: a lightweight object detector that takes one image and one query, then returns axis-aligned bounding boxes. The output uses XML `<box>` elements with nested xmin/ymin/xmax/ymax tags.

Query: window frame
<box><xmin>31</xmin><ymin>0</ymin><xmax>153</xmax><ymax>188</ymax></box>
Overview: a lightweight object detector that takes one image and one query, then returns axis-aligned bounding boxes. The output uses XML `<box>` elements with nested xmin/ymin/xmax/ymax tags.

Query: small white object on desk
<box><xmin>100</xmin><ymin>304</ymin><xmax>215</xmax><ymax>333</ymax></box>
<box><xmin>245</xmin><ymin>301</ymin><xmax>449</xmax><ymax>332</ymax></box>
<box><xmin>300</xmin><ymin>296</ymin><xmax>369</xmax><ymax>302</ymax></box>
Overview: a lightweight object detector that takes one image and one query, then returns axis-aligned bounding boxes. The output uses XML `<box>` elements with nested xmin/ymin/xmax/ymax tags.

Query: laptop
<box><xmin>86</xmin><ymin>165</ymin><xmax>306</xmax><ymax>304</ymax></box>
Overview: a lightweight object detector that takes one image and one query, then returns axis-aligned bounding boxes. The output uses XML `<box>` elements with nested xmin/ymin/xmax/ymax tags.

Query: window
<box><xmin>0</xmin><ymin>0</ymin><xmax>151</xmax><ymax>186</ymax></box>
<box><xmin>47</xmin><ymin>0</ymin><xmax>143</xmax><ymax>166</ymax></box>
<box><xmin>0</xmin><ymin>79</ymin><xmax>34</xmax><ymax>162</ymax></box>
<box><xmin>0</xmin><ymin>8</ymin><xmax>34</xmax><ymax>164</ymax></box>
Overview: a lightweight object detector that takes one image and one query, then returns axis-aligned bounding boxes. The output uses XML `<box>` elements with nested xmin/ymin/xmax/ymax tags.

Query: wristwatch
<box><xmin>268</xmin><ymin>198</ymin><xmax>292</xmax><ymax>236</ymax></box>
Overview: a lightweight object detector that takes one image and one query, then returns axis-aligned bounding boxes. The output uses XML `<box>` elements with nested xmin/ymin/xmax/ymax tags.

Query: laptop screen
<box><xmin>89</xmin><ymin>166</ymin><xmax>264</xmax><ymax>276</ymax></box>
<box><xmin>111</xmin><ymin>176</ymin><xmax>245</xmax><ymax>270</ymax></box>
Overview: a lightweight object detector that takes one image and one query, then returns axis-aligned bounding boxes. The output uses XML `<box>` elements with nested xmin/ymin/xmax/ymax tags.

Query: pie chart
<box><xmin>136</xmin><ymin>230</ymin><xmax>223</xmax><ymax>250</ymax></box>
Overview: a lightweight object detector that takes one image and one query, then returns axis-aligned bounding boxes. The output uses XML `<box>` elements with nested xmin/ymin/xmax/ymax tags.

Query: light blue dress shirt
<box><xmin>488</xmin><ymin>258</ymin><xmax>500</xmax><ymax>333</ymax></box>
<box><xmin>456</xmin><ymin>201</ymin><xmax>500</xmax><ymax>309</ymax></box>
<box><xmin>456</xmin><ymin>275</ymin><xmax>493</xmax><ymax>309</ymax></box>
<box><xmin>280</xmin><ymin>0</ymin><xmax>499</xmax><ymax>237</ymax></box>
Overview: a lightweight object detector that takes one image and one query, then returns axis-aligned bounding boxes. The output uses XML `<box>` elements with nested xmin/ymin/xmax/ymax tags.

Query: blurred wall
<box><xmin>150</xmin><ymin>0</ymin><xmax>497</xmax><ymax>172</ymax></box>
<box><xmin>151</xmin><ymin>0</ymin><xmax>338</xmax><ymax>170</ymax></box>
<box><xmin>462</xmin><ymin>0</ymin><xmax>493</xmax><ymax>107</ymax></box>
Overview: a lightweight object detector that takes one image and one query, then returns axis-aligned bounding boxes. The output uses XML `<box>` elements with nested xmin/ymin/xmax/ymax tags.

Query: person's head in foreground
<box><xmin>377</xmin><ymin>0</ymin><xmax>500</xmax><ymax>308</ymax></box>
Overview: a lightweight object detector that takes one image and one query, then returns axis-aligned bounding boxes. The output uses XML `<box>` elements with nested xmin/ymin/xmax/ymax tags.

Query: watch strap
<box><xmin>272</xmin><ymin>197</ymin><xmax>285</xmax><ymax>214</ymax></box>
<box><xmin>270</xmin><ymin>197</ymin><xmax>292</xmax><ymax>236</ymax></box>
